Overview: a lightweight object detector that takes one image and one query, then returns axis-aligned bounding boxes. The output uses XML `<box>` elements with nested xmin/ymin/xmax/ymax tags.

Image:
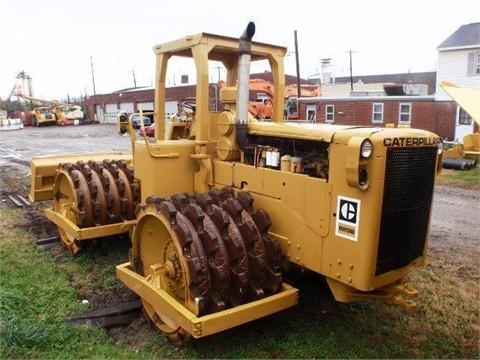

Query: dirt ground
<box><xmin>0</xmin><ymin>125</ymin><xmax>128</xmax><ymax>240</ymax></box>
<box><xmin>431</xmin><ymin>185</ymin><xmax>479</xmax><ymax>250</ymax></box>
<box><xmin>1</xmin><ymin>123</ymin><xmax>479</xmax><ymax>349</ymax></box>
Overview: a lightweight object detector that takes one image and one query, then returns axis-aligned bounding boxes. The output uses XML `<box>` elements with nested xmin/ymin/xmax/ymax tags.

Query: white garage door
<box><xmin>105</xmin><ymin>103</ymin><xmax>118</xmax><ymax>124</ymax></box>
<box><xmin>137</xmin><ymin>102</ymin><xmax>154</xmax><ymax>111</ymax></box>
<box><xmin>105</xmin><ymin>103</ymin><xmax>117</xmax><ymax>113</ymax></box>
<box><xmin>165</xmin><ymin>100</ymin><xmax>178</xmax><ymax>121</ymax></box>
<box><xmin>95</xmin><ymin>105</ymin><xmax>104</xmax><ymax>123</ymax></box>
<box><xmin>119</xmin><ymin>102</ymin><xmax>134</xmax><ymax>113</ymax></box>
<box><xmin>163</xmin><ymin>100</ymin><xmax>179</xmax><ymax>131</ymax></box>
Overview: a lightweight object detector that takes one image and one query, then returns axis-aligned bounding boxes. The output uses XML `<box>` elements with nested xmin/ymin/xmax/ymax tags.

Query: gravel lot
<box><xmin>0</xmin><ymin>124</ymin><xmax>130</xmax><ymax>167</ymax></box>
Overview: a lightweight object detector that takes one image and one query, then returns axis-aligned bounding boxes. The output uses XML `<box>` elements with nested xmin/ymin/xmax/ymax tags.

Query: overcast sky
<box><xmin>1</xmin><ymin>0</ymin><xmax>479</xmax><ymax>100</ymax></box>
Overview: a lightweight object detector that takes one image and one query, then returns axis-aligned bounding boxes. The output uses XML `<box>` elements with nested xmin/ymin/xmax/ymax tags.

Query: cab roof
<box><xmin>153</xmin><ymin>32</ymin><xmax>287</xmax><ymax>61</ymax></box>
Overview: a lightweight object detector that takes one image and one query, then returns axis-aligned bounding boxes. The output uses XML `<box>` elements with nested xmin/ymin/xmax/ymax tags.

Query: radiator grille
<box><xmin>375</xmin><ymin>146</ymin><xmax>437</xmax><ymax>276</ymax></box>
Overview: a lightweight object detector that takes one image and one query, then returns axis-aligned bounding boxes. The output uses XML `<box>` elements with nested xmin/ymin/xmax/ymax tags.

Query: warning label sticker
<box><xmin>335</xmin><ymin>196</ymin><xmax>361</xmax><ymax>241</ymax></box>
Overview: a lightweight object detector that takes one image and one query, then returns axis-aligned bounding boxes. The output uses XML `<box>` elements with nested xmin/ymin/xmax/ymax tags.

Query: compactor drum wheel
<box><xmin>131</xmin><ymin>187</ymin><xmax>283</xmax><ymax>344</ymax></box>
<box><xmin>52</xmin><ymin>160</ymin><xmax>139</xmax><ymax>253</ymax></box>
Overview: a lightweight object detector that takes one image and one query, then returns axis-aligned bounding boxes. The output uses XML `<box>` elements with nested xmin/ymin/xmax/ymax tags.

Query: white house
<box><xmin>436</xmin><ymin>22</ymin><xmax>480</xmax><ymax>141</ymax></box>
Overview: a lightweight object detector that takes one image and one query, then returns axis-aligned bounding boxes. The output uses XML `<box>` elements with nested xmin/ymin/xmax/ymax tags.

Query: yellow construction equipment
<box><xmin>440</xmin><ymin>81</ymin><xmax>479</xmax><ymax>169</ymax></box>
<box><xmin>29</xmin><ymin>23</ymin><xmax>444</xmax><ymax>345</ymax></box>
<box><xmin>15</xmin><ymin>92</ymin><xmax>84</xmax><ymax>126</ymax></box>
<box><xmin>30</xmin><ymin>106</ymin><xmax>57</xmax><ymax>126</ymax></box>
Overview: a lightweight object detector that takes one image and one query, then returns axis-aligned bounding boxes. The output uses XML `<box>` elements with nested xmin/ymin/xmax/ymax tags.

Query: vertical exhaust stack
<box><xmin>236</xmin><ymin>22</ymin><xmax>256</xmax><ymax>151</ymax></box>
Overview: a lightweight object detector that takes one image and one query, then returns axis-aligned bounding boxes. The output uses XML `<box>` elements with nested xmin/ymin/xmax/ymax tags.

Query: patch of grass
<box><xmin>1</xmin><ymin>207</ymin><xmax>479</xmax><ymax>359</ymax></box>
<box><xmin>437</xmin><ymin>166</ymin><xmax>480</xmax><ymax>189</ymax></box>
<box><xmin>405</xmin><ymin>245</ymin><xmax>480</xmax><ymax>359</ymax></box>
<box><xmin>0</xmin><ymin>209</ymin><xmax>149</xmax><ymax>359</ymax></box>
<box><xmin>0</xmin><ymin>290</ymin><xmax>50</xmax><ymax>348</ymax></box>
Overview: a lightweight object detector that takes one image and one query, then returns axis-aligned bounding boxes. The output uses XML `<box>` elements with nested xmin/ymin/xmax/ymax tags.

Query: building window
<box><xmin>467</xmin><ymin>51</ymin><xmax>480</xmax><ymax>76</ymax></box>
<box><xmin>372</xmin><ymin>103</ymin><xmax>384</xmax><ymax>123</ymax></box>
<box><xmin>458</xmin><ymin>108</ymin><xmax>472</xmax><ymax>125</ymax></box>
<box><xmin>306</xmin><ymin>105</ymin><xmax>316</xmax><ymax>123</ymax></box>
<box><xmin>325</xmin><ymin>105</ymin><xmax>334</xmax><ymax>123</ymax></box>
<box><xmin>399</xmin><ymin>103</ymin><xmax>411</xmax><ymax>124</ymax></box>
<box><xmin>285</xmin><ymin>97</ymin><xmax>298</xmax><ymax>117</ymax></box>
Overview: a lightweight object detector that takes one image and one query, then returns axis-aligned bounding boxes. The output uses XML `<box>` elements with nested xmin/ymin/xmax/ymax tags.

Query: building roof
<box><xmin>87</xmin><ymin>73</ymin><xmax>307</xmax><ymax>103</ymax></box>
<box><xmin>251</xmin><ymin>72</ymin><xmax>309</xmax><ymax>85</ymax></box>
<box><xmin>308</xmin><ymin>72</ymin><xmax>437</xmax><ymax>95</ymax></box>
<box><xmin>112</xmin><ymin>86</ymin><xmax>153</xmax><ymax>93</ymax></box>
<box><xmin>437</xmin><ymin>22</ymin><xmax>480</xmax><ymax>50</ymax></box>
<box><xmin>299</xmin><ymin>95</ymin><xmax>435</xmax><ymax>103</ymax></box>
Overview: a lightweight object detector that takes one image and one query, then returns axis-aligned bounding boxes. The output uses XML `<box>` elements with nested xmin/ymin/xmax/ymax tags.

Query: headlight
<box><xmin>360</xmin><ymin>139</ymin><xmax>373</xmax><ymax>159</ymax></box>
<box><xmin>437</xmin><ymin>139</ymin><xmax>444</xmax><ymax>155</ymax></box>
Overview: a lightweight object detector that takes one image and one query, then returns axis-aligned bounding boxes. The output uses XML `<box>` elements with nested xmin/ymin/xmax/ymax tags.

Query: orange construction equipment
<box><xmin>218</xmin><ymin>79</ymin><xmax>320</xmax><ymax>120</ymax></box>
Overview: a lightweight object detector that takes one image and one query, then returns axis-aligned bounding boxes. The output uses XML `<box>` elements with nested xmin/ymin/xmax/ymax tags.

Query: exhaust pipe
<box><xmin>236</xmin><ymin>22</ymin><xmax>256</xmax><ymax>150</ymax></box>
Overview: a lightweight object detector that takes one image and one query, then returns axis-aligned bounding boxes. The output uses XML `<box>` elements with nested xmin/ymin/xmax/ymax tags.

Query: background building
<box><xmin>435</xmin><ymin>22</ymin><xmax>480</xmax><ymax>141</ymax></box>
<box><xmin>298</xmin><ymin>22</ymin><xmax>479</xmax><ymax>141</ymax></box>
<box><xmin>84</xmin><ymin>72</ymin><xmax>306</xmax><ymax>124</ymax></box>
<box><xmin>309</xmin><ymin>72</ymin><xmax>436</xmax><ymax>97</ymax></box>
<box><xmin>298</xmin><ymin>96</ymin><xmax>455</xmax><ymax>140</ymax></box>
<box><xmin>85</xmin><ymin>23</ymin><xmax>478</xmax><ymax>142</ymax></box>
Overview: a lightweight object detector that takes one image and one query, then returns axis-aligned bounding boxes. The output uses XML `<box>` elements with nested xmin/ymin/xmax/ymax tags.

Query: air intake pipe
<box><xmin>236</xmin><ymin>22</ymin><xmax>255</xmax><ymax>151</ymax></box>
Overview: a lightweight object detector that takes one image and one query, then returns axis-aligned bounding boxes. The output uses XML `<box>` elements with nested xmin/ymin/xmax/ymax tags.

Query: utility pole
<box><xmin>213</xmin><ymin>65</ymin><xmax>222</xmax><ymax>82</ymax></box>
<box><xmin>294</xmin><ymin>30</ymin><xmax>301</xmax><ymax>98</ymax></box>
<box><xmin>90</xmin><ymin>56</ymin><xmax>96</xmax><ymax>95</ymax></box>
<box><xmin>349</xmin><ymin>49</ymin><xmax>354</xmax><ymax>91</ymax></box>
<box><xmin>131</xmin><ymin>69</ymin><xmax>137</xmax><ymax>88</ymax></box>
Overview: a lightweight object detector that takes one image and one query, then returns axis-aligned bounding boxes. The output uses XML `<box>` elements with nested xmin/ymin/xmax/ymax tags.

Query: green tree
<box><xmin>0</xmin><ymin>99</ymin><xmax>31</xmax><ymax>113</ymax></box>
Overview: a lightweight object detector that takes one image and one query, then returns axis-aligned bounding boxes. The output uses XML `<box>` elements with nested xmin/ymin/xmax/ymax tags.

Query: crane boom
<box><xmin>14</xmin><ymin>92</ymin><xmax>71</xmax><ymax>107</ymax></box>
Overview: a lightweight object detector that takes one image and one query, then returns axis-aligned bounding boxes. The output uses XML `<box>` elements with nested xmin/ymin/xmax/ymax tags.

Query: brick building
<box><xmin>84</xmin><ymin>23</ymin><xmax>477</xmax><ymax>142</ymax></box>
<box><xmin>297</xmin><ymin>22</ymin><xmax>479</xmax><ymax>141</ymax></box>
<box><xmin>84</xmin><ymin>72</ymin><xmax>306</xmax><ymax>124</ymax></box>
<box><xmin>84</xmin><ymin>85</ymin><xmax>199</xmax><ymax>123</ymax></box>
<box><xmin>298</xmin><ymin>96</ymin><xmax>457</xmax><ymax>140</ymax></box>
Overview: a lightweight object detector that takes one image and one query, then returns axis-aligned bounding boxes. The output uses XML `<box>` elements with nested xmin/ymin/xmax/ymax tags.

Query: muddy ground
<box><xmin>1</xmin><ymin>123</ymin><xmax>479</xmax><ymax>348</ymax></box>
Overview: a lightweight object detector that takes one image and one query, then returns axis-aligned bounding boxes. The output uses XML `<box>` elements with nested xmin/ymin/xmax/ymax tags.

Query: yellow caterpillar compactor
<box><xmin>29</xmin><ymin>23</ymin><xmax>443</xmax><ymax>344</ymax></box>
